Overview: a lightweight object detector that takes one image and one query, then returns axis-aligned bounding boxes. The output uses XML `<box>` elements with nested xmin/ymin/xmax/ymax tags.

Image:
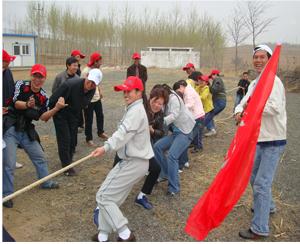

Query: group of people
<box><xmin>2</xmin><ymin>43</ymin><xmax>286</xmax><ymax>242</ymax></box>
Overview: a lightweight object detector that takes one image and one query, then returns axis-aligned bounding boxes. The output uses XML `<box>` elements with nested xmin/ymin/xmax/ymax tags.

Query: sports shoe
<box><xmin>86</xmin><ymin>140</ymin><xmax>96</xmax><ymax>147</ymax></box>
<box><xmin>239</xmin><ymin>229</ymin><xmax>266</xmax><ymax>240</ymax></box>
<box><xmin>204</xmin><ymin>129</ymin><xmax>217</xmax><ymax>137</ymax></box>
<box><xmin>135</xmin><ymin>195</ymin><xmax>153</xmax><ymax>210</ymax></box>
<box><xmin>184</xmin><ymin>162</ymin><xmax>190</xmax><ymax>168</ymax></box>
<box><xmin>16</xmin><ymin>162</ymin><xmax>23</xmax><ymax>169</ymax></box>
<box><xmin>93</xmin><ymin>207</ymin><xmax>99</xmax><ymax>228</ymax></box>
<box><xmin>3</xmin><ymin>199</ymin><xmax>13</xmax><ymax>208</ymax></box>
<box><xmin>41</xmin><ymin>181</ymin><xmax>59</xmax><ymax>189</ymax></box>
<box><xmin>251</xmin><ymin>207</ymin><xmax>276</xmax><ymax>215</ymax></box>
<box><xmin>157</xmin><ymin>177</ymin><xmax>168</xmax><ymax>183</ymax></box>
<box><xmin>64</xmin><ymin>168</ymin><xmax>77</xmax><ymax>176</ymax></box>
<box><xmin>91</xmin><ymin>233</ymin><xmax>110</xmax><ymax>242</ymax></box>
<box><xmin>117</xmin><ymin>232</ymin><xmax>136</xmax><ymax>242</ymax></box>
<box><xmin>98</xmin><ymin>132</ymin><xmax>109</xmax><ymax>140</ymax></box>
<box><xmin>178</xmin><ymin>169</ymin><xmax>183</xmax><ymax>173</ymax></box>
<box><xmin>166</xmin><ymin>191</ymin><xmax>179</xmax><ymax>197</ymax></box>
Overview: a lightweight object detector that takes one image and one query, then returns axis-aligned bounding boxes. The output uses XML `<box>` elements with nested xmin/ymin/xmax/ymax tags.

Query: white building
<box><xmin>3</xmin><ymin>33</ymin><xmax>37</xmax><ymax>67</ymax></box>
<box><xmin>141</xmin><ymin>47</ymin><xmax>200</xmax><ymax>69</ymax></box>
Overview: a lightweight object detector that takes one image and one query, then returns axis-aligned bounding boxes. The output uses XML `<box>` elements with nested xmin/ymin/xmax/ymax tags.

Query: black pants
<box><xmin>78</xmin><ymin>110</ymin><xmax>84</xmax><ymax>128</ymax></box>
<box><xmin>113</xmin><ymin>154</ymin><xmax>161</xmax><ymax>195</ymax></box>
<box><xmin>84</xmin><ymin>100</ymin><xmax>104</xmax><ymax>141</ymax></box>
<box><xmin>53</xmin><ymin>113</ymin><xmax>78</xmax><ymax>167</ymax></box>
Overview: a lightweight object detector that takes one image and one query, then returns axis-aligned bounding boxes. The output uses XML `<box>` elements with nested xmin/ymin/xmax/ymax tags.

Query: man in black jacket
<box><xmin>49</xmin><ymin>69</ymin><xmax>101</xmax><ymax>176</ymax></box>
<box><xmin>127</xmin><ymin>52</ymin><xmax>148</xmax><ymax>91</ymax></box>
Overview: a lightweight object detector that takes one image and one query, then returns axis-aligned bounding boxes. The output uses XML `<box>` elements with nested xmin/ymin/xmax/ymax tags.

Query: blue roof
<box><xmin>3</xmin><ymin>33</ymin><xmax>37</xmax><ymax>38</ymax></box>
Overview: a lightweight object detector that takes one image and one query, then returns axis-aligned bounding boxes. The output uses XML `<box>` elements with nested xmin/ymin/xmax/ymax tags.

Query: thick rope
<box><xmin>3</xmin><ymin>154</ymin><xmax>93</xmax><ymax>203</ymax></box>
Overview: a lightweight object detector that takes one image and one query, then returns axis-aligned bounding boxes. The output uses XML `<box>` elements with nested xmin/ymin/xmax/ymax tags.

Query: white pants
<box><xmin>96</xmin><ymin>158</ymin><xmax>149</xmax><ymax>233</ymax></box>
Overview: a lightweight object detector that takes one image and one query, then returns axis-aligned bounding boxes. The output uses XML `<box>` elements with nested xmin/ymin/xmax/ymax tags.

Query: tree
<box><xmin>243</xmin><ymin>1</ymin><xmax>276</xmax><ymax>48</ymax></box>
<box><xmin>227</xmin><ymin>7</ymin><xmax>250</xmax><ymax>73</ymax></box>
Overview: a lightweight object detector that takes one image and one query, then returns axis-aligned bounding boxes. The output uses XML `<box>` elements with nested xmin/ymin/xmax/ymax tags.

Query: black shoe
<box><xmin>251</xmin><ymin>207</ymin><xmax>276</xmax><ymax>215</ymax></box>
<box><xmin>3</xmin><ymin>199</ymin><xmax>13</xmax><ymax>208</ymax></box>
<box><xmin>91</xmin><ymin>233</ymin><xmax>110</xmax><ymax>242</ymax></box>
<box><xmin>41</xmin><ymin>181</ymin><xmax>59</xmax><ymax>189</ymax></box>
<box><xmin>117</xmin><ymin>232</ymin><xmax>136</xmax><ymax>242</ymax></box>
<box><xmin>64</xmin><ymin>168</ymin><xmax>77</xmax><ymax>176</ymax></box>
<box><xmin>239</xmin><ymin>229</ymin><xmax>266</xmax><ymax>240</ymax></box>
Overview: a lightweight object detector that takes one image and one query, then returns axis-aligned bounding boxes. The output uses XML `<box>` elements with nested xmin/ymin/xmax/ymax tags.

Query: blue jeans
<box><xmin>154</xmin><ymin>131</ymin><xmax>193</xmax><ymax>193</ymax></box>
<box><xmin>234</xmin><ymin>93</ymin><xmax>243</xmax><ymax>110</ymax></box>
<box><xmin>3</xmin><ymin>126</ymin><xmax>55</xmax><ymax>197</ymax></box>
<box><xmin>250</xmin><ymin>143</ymin><xmax>285</xmax><ymax>236</ymax></box>
<box><xmin>192</xmin><ymin>117</ymin><xmax>205</xmax><ymax>150</ymax></box>
<box><xmin>206</xmin><ymin>98</ymin><xmax>226</xmax><ymax>130</ymax></box>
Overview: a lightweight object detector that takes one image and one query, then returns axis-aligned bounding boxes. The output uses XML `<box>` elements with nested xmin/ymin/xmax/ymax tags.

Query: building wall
<box><xmin>141</xmin><ymin>48</ymin><xmax>200</xmax><ymax>69</ymax></box>
<box><xmin>3</xmin><ymin>35</ymin><xmax>36</xmax><ymax>67</ymax></box>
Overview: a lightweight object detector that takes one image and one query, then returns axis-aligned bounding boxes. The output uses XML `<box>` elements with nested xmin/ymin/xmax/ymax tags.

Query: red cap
<box><xmin>87</xmin><ymin>52</ymin><xmax>102</xmax><ymax>67</ymax></box>
<box><xmin>182</xmin><ymin>63</ymin><xmax>195</xmax><ymax>71</ymax></box>
<box><xmin>132</xmin><ymin>52</ymin><xmax>141</xmax><ymax>59</ymax></box>
<box><xmin>114</xmin><ymin>76</ymin><xmax>144</xmax><ymax>92</ymax></box>
<box><xmin>199</xmin><ymin>75</ymin><xmax>209</xmax><ymax>82</ymax></box>
<box><xmin>209</xmin><ymin>69</ymin><xmax>220</xmax><ymax>77</ymax></box>
<box><xmin>30</xmin><ymin>64</ymin><xmax>47</xmax><ymax>77</ymax></box>
<box><xmin>71</xmin><ymin>50</ymin><xmax>85</xmax><ymax>58</ymax></box>
<box><xmin>3</xmin><ymin>50</ymin><xmax>16</xmax><ymax>63</ymax></box>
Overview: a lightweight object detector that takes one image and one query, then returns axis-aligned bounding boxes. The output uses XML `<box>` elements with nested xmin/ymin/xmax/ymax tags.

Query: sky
<box><xmin>2</xmin><ymin>0</ymin><xmax>300</xmax><ymax>46</ymax></box>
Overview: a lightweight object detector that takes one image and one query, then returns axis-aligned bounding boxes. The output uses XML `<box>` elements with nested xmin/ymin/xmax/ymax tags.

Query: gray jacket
<box><xmin>104</xmin><ymin>99</ymin><xmax>154</xmax><ymax>160</ymax></box>
<box><xmin>164</xmin><ymin>92</ymin><xmax>195</xmax><ymax>134</ymax></box>
<box><xmin>52</xmin><ymin>70</ymin><xmax>79</xmax><ymax>94</ymax></box>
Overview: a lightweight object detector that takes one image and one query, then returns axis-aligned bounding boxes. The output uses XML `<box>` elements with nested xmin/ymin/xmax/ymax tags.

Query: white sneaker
<box><xmin>178</xmin><ymin>169</ymin><xmax>183</xmax><ymax>173</ymax></box>
<box><xmin>205</xmin><ymin>129</ymin><xmax>217</xmax><ymax>137</ymax></box>
<box><xmin>184</xmin><ymin>162</ymin><xmax>190</xmax><ymax>168</ymax></box>
<box><xmin>16</xmin><ymin>162</ymin><xmax>23</xmax><ymax>169</ymax></box>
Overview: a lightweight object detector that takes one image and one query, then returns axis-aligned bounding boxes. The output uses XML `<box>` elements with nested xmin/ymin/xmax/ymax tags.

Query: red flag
<box><xmin>185</xmin><ymin>44</ymin><xmax>282</xmax><ymax>240</ymax></box>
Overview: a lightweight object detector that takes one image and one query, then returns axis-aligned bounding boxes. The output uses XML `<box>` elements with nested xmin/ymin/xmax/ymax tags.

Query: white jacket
<box><xmin>235</xmin><ymin>75</ymin><xmax>286</xmax><ymax>142</ymax></box>
<box><xmin>104</xmin><ymin>99</ymin><xmax>154</xmax><ymax>160</ymax></box>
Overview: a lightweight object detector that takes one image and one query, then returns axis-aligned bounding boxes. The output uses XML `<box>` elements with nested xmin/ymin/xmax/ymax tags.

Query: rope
<box><xmin>3</xmin><ymin>154</ymin><xmax>93</xmax><ymax>203</ymax></box>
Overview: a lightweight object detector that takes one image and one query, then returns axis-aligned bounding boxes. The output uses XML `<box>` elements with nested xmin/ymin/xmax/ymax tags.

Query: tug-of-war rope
<box><xmin>2</xmin><ymin>86</ymin><xmax>240</xmax><ymax>203</ymax></box>
<box><xmin>2</xmin><ymin>154</ymin><xmax>93</xmax><ymax>203</ymax></box>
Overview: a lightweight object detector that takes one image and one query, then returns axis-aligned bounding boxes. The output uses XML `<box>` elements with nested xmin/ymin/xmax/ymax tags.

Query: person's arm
<box><xmin>98</xmin><ymin>85</ymin><xmax>103</xmax><ymax>99</ymax></box>
<box><xmin>234</xmin><ymin>81</ymin><xmax>255</xmax><ymax>123</ymax></box>
<box><xmin>92</xmin><ymin>108</ymin><xmax>142</xmax><ymax>156</ymax></box>
<box><xmin>263</xmin><ymin>78</ymin><xmax>285</xmax><ymax>116</ymax></box>
<box><xmin>51</xmin><ymin>74</ymin><xmax>62</xmax><ymax>94</ymax></box>
<box><xmin>164</xmin><ymin>94</ymin><xmax>181</xmax><ymax>126</ymax></box>
<box><xmin>49</xmin><ymin>82</ymin><xmax>70</xmax><ymax>109</ymax></box>
<box><xmin>40</xmin><ymin>97</ymin><xmax>68</xmax><ymax>122</ymax></box>
<box><xmin>143</xmin><ymin>66</ymin><xmax>148</xmax><ymax>83</ymax></box>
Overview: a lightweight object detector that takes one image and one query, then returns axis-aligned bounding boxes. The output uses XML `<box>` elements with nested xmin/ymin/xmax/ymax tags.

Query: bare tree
<box><xmin>243</xmin><ymin>1</ymin><xmax>276</xmax><ymax>48</ymax></box>
<box><xmin>227</xmin><ymin>7</ymin><xmax>250</xmax><ymax>73</ymax></box>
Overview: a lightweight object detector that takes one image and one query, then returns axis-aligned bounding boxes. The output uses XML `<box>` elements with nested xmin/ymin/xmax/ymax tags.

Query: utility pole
<box><xmin>33</xmin><ymin>1</ymin><xmax>44</xmax><ymax>63</ymax></box>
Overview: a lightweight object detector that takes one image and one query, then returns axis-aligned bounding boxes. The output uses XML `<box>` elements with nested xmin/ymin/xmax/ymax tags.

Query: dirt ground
<box><xmin>3</xmin><ymin>67</ymin><xmax>300</xmax><ymax>241</ymax></box>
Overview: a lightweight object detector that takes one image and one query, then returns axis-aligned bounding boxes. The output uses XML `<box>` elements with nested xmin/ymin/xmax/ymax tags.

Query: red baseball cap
<box><xmin>182</xmin><ymin>63</ymin><xmax>195</xmax><ymax>71</ymax></box>
<box><xmin>198</xmin><ymin>75</ymin><xmax>209</xmax><ymax>82</ymax></box>
<box><xmin>209</xmin><ymin>69</ymin><xmax>220</xmax><ymax>77</ymax></box>
<box><xmin>30</xmin><ymin>64</ymin><xmax>47</xmax><ymax>77</ymax></box>
<box><xmin>132</xmin><ymin>52</ymin><xmax>141</xmax><ymax>59</ymax></box>
<box><xmin>3</xmin><ymin>49</ymin><xmax>16</xmax><ymax>63</ymax></box>
<box><xmin>71</xmin><ymin>49</ymin><xmax>85</xmax><ymax>58</ymax></box>
<box><xmin>87</xmin><ymin>52</ymin><xmax>102</xmax><ymax>67</ymax></box>
<box><xmin>114</xmin><ymin>76</ymin><xmax>144</xmax><ymax>92</ymax></box>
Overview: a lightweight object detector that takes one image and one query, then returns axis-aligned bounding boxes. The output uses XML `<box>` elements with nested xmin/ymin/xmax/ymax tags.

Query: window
<box><xmin>22</xmin><ymin>44</ymin><xmax>29</xmax><ymax>55</ymax></box>
<box><xmin>13</xmin><ymin>45</ymin><xmax>20</xmax><ymax>55</ymax></box>
<box><xmin>13</xmin><ymin>43</ymin><xmax>30</xmax><ymax>55</ymax></box>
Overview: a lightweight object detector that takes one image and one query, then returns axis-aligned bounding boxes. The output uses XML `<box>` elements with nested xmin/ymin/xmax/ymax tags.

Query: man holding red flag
<box><xmin>235</xmin><ymin>44</ymin><xmax>287</xmax><ymax>239</ymax></box>
<box><xmin>184</xmin><ymin>43</ymin><xmax>284</xmax><ymax>241</ymax></box>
